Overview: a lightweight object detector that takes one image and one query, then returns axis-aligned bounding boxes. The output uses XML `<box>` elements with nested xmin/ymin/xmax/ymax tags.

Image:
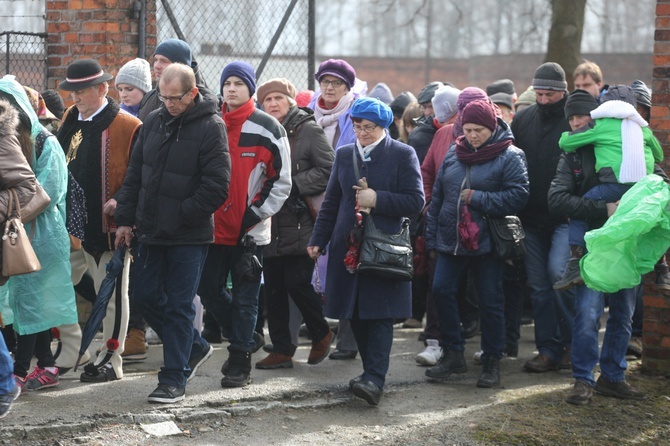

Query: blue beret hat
<box><xmin>350</xmin><ymin>97</ymin><xmax>394</xmax><ymax>129</ymax></box>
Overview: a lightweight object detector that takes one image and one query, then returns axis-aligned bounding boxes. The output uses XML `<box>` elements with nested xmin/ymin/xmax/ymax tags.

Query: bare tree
<box><xmin>544</xmin><ymin>0</ymin><xmax>586</xmax><ymax>90</ymax></box>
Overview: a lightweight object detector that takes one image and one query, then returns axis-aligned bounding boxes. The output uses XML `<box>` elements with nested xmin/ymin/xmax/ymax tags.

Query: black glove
<box><xmin>238</xmin><ymin>206</ymin><xmax>262</xmax><ymax>242</ymax></box>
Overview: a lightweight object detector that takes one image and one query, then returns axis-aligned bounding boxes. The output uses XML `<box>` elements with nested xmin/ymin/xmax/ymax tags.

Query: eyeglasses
<box><xmin>158</xmin><ymin>91</ymin><xmax>190</xmax><ymax>103</ymax></box>
<box><xmin>353</xmin><ymin>124</ymin><xmax>378</xmax><ymax>134</ymax></box>
<box><xmin>320</xmin><ymin>79</ymin><xmax>344</xmax><ymax>88</ymax></box>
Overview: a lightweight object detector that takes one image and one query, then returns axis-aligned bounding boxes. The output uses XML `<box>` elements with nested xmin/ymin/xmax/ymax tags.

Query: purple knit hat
<box><xmin>457</xmin><ymin>87</ymin><xmax>488</xmax><ymax>113</ymax></box>
<box><xmin>461</xmin><ymin>99</ymin><xmax>497</xmax><ymax>132</ymax></box>
<box><xmin>314</xmin><ymin>59</ymin><xmax>356</xmax><ymax>90</ymax></box>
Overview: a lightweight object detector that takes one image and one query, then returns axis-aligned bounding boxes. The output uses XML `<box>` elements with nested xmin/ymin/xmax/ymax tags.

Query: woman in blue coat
<box><xmin>425</xmin><ymin>99</ymin><xmax>529</xmax><ymax>388</ymax></box>
<box><xmin>308</xmin><ymin>97</ymin><xmax>425</xmax><ymax>405</ymax></box>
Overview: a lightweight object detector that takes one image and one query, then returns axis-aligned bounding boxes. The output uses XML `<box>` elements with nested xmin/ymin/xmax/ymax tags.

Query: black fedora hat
<box><xmin>59</xmin><ymin>59</ymin><xmax>113</xmax><ymax>91</ymax></box>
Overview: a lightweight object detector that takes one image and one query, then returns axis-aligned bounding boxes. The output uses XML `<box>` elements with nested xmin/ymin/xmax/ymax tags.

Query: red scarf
<box><xmin>455</xmin><ymin>134</ymin><xmax>512</xmax><ymax>165</ymax></box>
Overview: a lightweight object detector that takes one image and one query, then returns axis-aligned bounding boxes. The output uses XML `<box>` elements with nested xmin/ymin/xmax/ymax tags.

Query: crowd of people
<box><xmin>0</xmin><ymin>40</ymin><xmax>663</xmax><ymax>418</ymax></box>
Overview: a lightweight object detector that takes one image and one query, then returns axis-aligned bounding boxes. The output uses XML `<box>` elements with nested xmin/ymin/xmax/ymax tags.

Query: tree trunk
<box><xmin>544</xmin><ymin>0</ymin><xmax>586</xmax><ymax>91</ymax></box>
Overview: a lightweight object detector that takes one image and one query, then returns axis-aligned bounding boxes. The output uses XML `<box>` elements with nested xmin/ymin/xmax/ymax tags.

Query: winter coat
<box><xmin>115</xmin><ymin>91</ymin><xmax>230</xmax><ymax>246</ymax></box>
<box><xmin>407</xmin><ymin>116</ymin><xmax>438</xmax><ymax>164</ymax></box>
<box><xmin>0</xmin><ymin>79</ymin><xmax>77</xmax><ymax>335</ymax></box>
<box><xmin>510</xmin><ymin>97</ymin><xmax>570</xmax><ymax>230</ymax></box>
<box><xmin>264</xmin><ymin>106</ymin><xmax>334</xmax><ymax>258</ymax></box>
<box><xmin>421</xmin><ymin>123</ymin><xmax>455</xmax><ymax>206</ymax></box>
<box><xmin>0</xmin><ymin>108</ymin><xmax>35</xmax><ymax>222</ymax></box>
<box><xmin>425</xmin><ymin>123</ymin><xmax>529</xmax><ymax>256</ymax></box>
<box><xmin>215</xmin><ymin>98</ymin><xmax>291</xmax><ymax>247</ymax></box>
<box><xmin>308</xmin><ymin>135</ymin><xmax>425</xmax><ymax>320</ymax></box>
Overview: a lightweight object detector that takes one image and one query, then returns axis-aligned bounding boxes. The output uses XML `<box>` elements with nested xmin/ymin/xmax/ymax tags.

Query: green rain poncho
<box><xmin>581</xmin><ymin>174</ymin><xmax>670</xmax><ymax>293</ymax></box>
<box><xmin>0</xmin><ymin>76</ymin><xmax>77</xmax><ymax>335</ymax></box>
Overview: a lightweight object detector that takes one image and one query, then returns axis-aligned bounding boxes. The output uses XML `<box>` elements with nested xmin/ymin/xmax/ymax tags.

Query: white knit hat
<box><xmin>115</xmin><ymin>58</ymin><xmax>152</xmax><ymax>93</ymax></box>
<box><xmin>432</xmin><ymin>85</ymin><xmax>461</xmax><ymax>123</ymax></box>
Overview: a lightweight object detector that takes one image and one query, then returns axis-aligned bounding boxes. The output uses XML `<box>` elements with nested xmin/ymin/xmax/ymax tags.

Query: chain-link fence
<box><xmin>156</xmin><ymin>0</ymin><xmax>314</xmax><ymax>95</ymax></box>
<box><xmin>0</xmin><ymin>31</ymin><xmax>48</xmax><ymax>91</ymax></box>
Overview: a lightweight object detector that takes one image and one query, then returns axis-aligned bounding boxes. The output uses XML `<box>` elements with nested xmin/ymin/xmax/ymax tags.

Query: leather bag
<box><xmin>357</xmin><ymin>214</ymin><xmax>414</xmax><ymax>282</ymax></box>
<box><xmin>1</xmin><ymin>188</ymin><xmax>41</xmax><ymax>277</ymax></box>
<box><xmin>22</xmin><ymin>182</ymin><xmax>51</xmax><ymax>223</ymax></box>
<box><xmin>487</xmin><ymin>215</ymin><xmax>526</xmax><ymax>260</ymax></box>
<box><xmin>303</xmin><ymin>192</ymin><xmax>325</xmax><ymax>221</ymax></box>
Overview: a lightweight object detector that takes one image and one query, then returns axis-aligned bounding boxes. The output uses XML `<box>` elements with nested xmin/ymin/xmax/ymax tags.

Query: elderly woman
<box><xmin>308</xmin><ymin>97</ymin><xmax>425</xmax><ymax>405</ymax></box>
<box><xmin>0</xmin><ymin>77</ymin><xmax>76</xmax><ymax>391</ymax></box>
<box><xmin>425</xmin><ymin>99</ymin><xmax>529</xmax><ymax>388</ymax></box>
<box><xmin>254</xmin><ymin>78</ymin><xmax>335</xmax><ymax>369</ymax></box>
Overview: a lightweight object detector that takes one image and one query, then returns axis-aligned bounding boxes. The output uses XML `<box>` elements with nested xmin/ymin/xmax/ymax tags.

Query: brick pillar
<box><xmin>45</xmin><ymin>0</ymin><xmax>156</xmax><ymax>92</ymax></box>
<box><xmin>645</xmin><ymin>0</ymin><xmax>670</xmax><ymax>375</ymax></box>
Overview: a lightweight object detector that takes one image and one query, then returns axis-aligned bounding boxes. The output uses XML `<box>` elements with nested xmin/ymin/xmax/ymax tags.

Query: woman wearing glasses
<box><xmin>307</xmin><ymin>97</ymin><xmax>424</xmax><ymax>405</ymax></box>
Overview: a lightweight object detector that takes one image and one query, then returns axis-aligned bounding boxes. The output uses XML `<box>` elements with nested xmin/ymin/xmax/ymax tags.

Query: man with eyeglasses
<box><xmin>115</xmin><ymin>63</ymin><xmax>230</xmax><ymax>403</ymax></box>
<box><xmin>57</xmin><ymin>58</ymin><xmax>142</xmax><ymax>384</ymax></box>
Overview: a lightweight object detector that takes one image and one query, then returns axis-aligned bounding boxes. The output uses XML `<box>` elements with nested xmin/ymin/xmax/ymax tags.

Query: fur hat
<box><xmin>350</xmin><ymin>97</ymin><xmax>394</xmax><ymax>129</ymax></box>
<box><xmin>461</xmin><ymin>99</ymin><xmax>497</xmax><ymax>132</ymax></box>
<box><xmin>564</xmin><ymin>89</ymin><xmax>599</xmax><ymax>119</ymax></box>
<box><xmin>314</xmin><ymin>59</ymin><xmax>356</xmax><ymax>90</ymax></box>
<box><xmin>115</xmin><ymin>58</ymin><xmax>152</xmax><ymax>93</ymax></box>
<box><xmin>59</xmin><ymin>59</ymin><xmax>113</xmax><ymax>91</ymax></box>
<box><xmin>256</xmin><ymin>78</ymin><xmax>297</xmax><ymax>105</ymax></box>
<box><xmin>417</xmin><ymin>81</ymin><xmax>444</xmax><ymax>104</ymax></box>
<box><xmin>154</xmin><ymin>38</ymin><xmax>192</xmax><ymax>66</ymax></box>
<box><xmin>219</xmin><ymin>61</ymin><xmax>257</xmax><ymax>97</ymax></box>
<box><xmin>432</xmin><ymin>85</ymin><xmax>461</xmax><ymax>123</ymax></box>
<box><xmin>532</xmin><ymin>62</ymin><xmax>568</xmax><ymax>91</ymax></box>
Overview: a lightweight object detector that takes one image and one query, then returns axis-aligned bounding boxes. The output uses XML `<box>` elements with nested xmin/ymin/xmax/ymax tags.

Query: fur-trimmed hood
<box><xmin>0</xmin><ymin>98</ymin><xmax>19</xmax><ymax>136</ymax></box>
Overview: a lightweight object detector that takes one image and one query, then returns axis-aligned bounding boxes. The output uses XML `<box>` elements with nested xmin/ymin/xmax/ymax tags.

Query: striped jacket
<box><xmin>215</xmin><ymin>98</ymin><xmax>291</xmax><ymax>246</ymax></box>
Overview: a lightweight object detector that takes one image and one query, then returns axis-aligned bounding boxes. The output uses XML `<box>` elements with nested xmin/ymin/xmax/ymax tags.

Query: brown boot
<box><xmin>255</xmin><ymin>352</ymin><xmax>293</xmax><ymax>370</ymax></box>
<box><xmin>308</xmin><ymin>329</ymin><xmax>333</xmax><ymax>365</ymax></box>
<box><xmin>121</xmin><ymin>328</ymin><xmax>147</xmax><ymax>362</ymax></box>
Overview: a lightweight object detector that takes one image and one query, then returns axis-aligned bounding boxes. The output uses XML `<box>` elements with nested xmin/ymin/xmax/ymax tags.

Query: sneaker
<box><xmin>566</xmin><ymin>380</ymin><xmax>593</xmax><ymax>405</ymax></box>
<box><xmin>24</xmin><ymin>366</ymin><xmax>59</xmax><ymax>391</ymax></box>
<box><xmin>402</xmin><ymin>318</ymin><xmax>423</xmax><ymax>329</ymax></box>
<box><xmin>415</xmin><ymin>339</ymin><xmax>443</xmax><ymax>366</ymax></box>
<box><xmin>594</xmin><ymin>376</ymin><xmax>645</xmax><ymax>400</ymax></box>
<box><xmin>626</xmin><ymin>336</ymin><xmax>643</xmax><ymax>358</ymax></box>
<box><xmin>80</xmin><ymin>363</ymin><xmax>119</xmax><ymax>383</ymax></box>
<box><xmin>148</xmin><ymin>384</ymin><xmax>185</xmax><ymax>404</ymax></box>
<box><xmin>145</xmin><ymin>327</ymin><xmax>162</xmax><ymax>345</ymax></box>
<box><xmin>186</xmin><ymin>344</ymin><xmax>214</xmax><ymax>383</ymax></box>
<box><xmin>121</xmin><ymin>328</ymin><xmax>147</xmax><ymax>362</ymax></box>
<box><xmin>553</xmin><ymin>256</ymin><xmax>584</xmax><ymax>290</ymax></box>
<box><xmin>13</xmin><ymin>375</ymin><xmax>26</xmax><ymax>394</ymax></box>
<box><xmin>473</xmin><ymin>350</ymin><xmax>483</xmax><ymax>365</ymax></box>
<box><xmin>255</xmin><ymin>352</ymin><xmax>293</xmax><ymax>369</ymax></box>
<box><xmin>0</xmin><ymin>385</ymin><xmax>20</xmax><ymax>419</ymax></box>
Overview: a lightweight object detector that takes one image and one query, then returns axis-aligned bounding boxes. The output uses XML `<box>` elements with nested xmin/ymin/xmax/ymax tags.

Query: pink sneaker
<box><xmin>13</xmin><ymin>375</ymin><xmax>26</xmax><ymax>394</ymax></box>
<box><xmin>24</xmin><ymin>367</ymin><xmax>59</xmax><ymax>391</ymax></box>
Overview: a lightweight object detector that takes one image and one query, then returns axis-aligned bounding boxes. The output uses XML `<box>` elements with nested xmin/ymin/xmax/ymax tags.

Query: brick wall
<box><xmin>45</xmin><ymin>0</ymin><xmax>156</xmax><ymax>100</ymax></box>
<box><xmin>645</xmin><ymin>0</ymin><xmax>670</xmax><ymax>375</ymax></box>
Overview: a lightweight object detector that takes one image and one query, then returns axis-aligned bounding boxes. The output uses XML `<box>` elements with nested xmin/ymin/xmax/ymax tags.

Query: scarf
<box><xmin>120</xmin><ymin>102</ymin><xmax>141</xmax><ymax>118</ymax></box>
<box><xmin>314</xmin><ymin>91</ymin><xmax>355</xmax><ymax>146</ymax></box>
<box><xmin>455</xmin><ymin>126</ymin><xmax>513</xmax><ymax>165</ymax></box>
<box><xmin>356</xmin><ymin>131</ymin><xmax>386</xmax><ymax>161</ymax></box>
<box><xmin>590</xmin><ymin>100</ymin><xmax>648</xmax><ymax>183</ymax></box>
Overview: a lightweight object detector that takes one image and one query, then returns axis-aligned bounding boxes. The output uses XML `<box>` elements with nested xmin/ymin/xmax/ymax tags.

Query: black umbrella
<box><xmin>74</xmin><ymin>245</ymin><xmax>128</xmax><ymax>371</ymax></box>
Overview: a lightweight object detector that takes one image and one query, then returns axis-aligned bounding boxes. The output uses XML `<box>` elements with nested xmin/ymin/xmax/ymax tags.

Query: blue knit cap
<box><xmin>219</xmin><ymin>61</ymin><xmax>257</xmax><ymax>97</ymax></box>
<box><xmin>350</xmin><ymin>97</ymin><xmax>394</xmax><ymax>129</ymax></box>
<box><xmin>154</xmin><ymin>39</ymin><xmax>192</xmax><ymax>67</ymax></box>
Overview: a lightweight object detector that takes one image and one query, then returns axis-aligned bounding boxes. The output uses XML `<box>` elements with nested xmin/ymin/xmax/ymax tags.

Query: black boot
<box><xmin>553</xmin><ymin>245</ymin><xmax>584</xmax><ymax>291</ymax></box>
<box><xmin>476</xmin><ymin>356</ymin><xmax>500</xmax><ymax>388</ymax></box>
<box><xmin>221</xmin><ymin>347</ymin><xmax>252</xmax><ymax>388</ymax></box>
<box><xmin>654</xmin><ymin>258</ymin><xmax>670</xmax><ymax>295</ymax></box>
<box><xmin>425</xmin><ymin>349</ymin><xmax>467</xmax><ymax>379</ymax></box>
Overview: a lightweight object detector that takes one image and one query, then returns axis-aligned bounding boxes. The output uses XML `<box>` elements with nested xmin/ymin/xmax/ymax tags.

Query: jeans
<box><xmin>572</xmin><ymin>283</ymin><xmax>638</xmax><ymax>386</ymax></box>
<box><xmin>569</xmin><ymin>183</ymin><xmax>631</xmax><ymax>247</ymax></box>
<box><xmin>631</xmin><ymin>285</ymin><xmax>643</xmax><ymax>337</ymax></box>
<box><xmin>503</xmin><ymin>259</ymin><xmax>526</xmax><ymax>350</ymax></box>
<box><xmin>264</xmin><ymin>255</ymin><xmax>329</xmax><ymax>356</ymax></box>
<box><xmin>198</xmin><ymin>244</ymin><xmax>263</xmax><ymax>353</ymax></box>
<box><xmin>0</xmin><ymin>330</ymin><xmax>14</xmax><ymax>394</ymax></box>
<box><xmin>432</xmin><ymin>253</ymin><xmax>505</xmax><ymax>359</ymax></box>
<box><xmin>523</xmin><ymin>224</ymin><xmax>575</xmax><ymax>362</ymax></box>
<box><xmin>350</xmin><ymin>314</ymin><xmax>394</xmax><ymax>388</ymax></box>
<box><xmin>134</xmin><ymin>243</ymin><xmax>210</xmax><ymax>388</ymax></box>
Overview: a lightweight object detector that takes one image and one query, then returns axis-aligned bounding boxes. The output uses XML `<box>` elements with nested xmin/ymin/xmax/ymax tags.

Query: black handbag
<box><xmin>487</xmin><ymin>215</ymin><xmax>526</xmax><ymax>260</ymax></box>
<box><xmin>352</xmin><ymin>149</ymin><xmax>413</xmax><ymax>281</ymax></box>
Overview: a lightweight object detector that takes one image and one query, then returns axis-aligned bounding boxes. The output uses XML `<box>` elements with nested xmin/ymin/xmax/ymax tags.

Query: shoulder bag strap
<box><xmin>352</xmin><ymin>147</ymin><xmax>361</xmax><ymax>182</ymax></box>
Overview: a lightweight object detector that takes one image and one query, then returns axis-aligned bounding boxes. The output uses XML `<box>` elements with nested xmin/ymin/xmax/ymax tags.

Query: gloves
<box><xmin>352</xmin><ymin>177</ymin><xmax>377</xmax><ymax>214</ymax></box>
<box><xmin>238</xmin><ymin>207</ymin><xmax>262</xmax><ymax>244</ymax></box>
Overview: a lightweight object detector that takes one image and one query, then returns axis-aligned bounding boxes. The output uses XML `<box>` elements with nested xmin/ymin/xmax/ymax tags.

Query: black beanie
<box><xmin>532</xmin><ymin>62</ymin><xmax>567</xmax><ymax>91</ymax></box>
<box><xmin>564</xmin><ymin>89</ymin><xmax>599</xmax><ymax>119</ymax></box>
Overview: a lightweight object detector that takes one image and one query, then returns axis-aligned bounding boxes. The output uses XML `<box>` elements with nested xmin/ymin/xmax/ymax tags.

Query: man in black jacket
<box><xmin>510</xmin><ymin>62</ymin><xmax>575</xmax><ymax>373</ymax></box>
<box><xmin>115</xmin><ymin>63</ymin><xmax>230</xmax><ymax>404</ymax></box>
<box><xmin>548</xmin><ymin>89</ymin><xmax>647</xmax><ymax>405</ymax></box>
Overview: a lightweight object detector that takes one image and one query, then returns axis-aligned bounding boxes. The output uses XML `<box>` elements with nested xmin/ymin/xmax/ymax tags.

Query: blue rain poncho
<box><xmin>0</xmin><ymin>76</ymin><xmax>77</xmax><ymax>335</ymax></box>
<box><xmin>581</xmin><ymin>174</ymin><xmax>670</xmax><ymax>293</ymax></box>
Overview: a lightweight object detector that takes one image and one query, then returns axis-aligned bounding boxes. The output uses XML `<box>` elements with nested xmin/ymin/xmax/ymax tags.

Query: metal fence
<box><xmin>0</xmin><ymin>31</ymin><xmax>48</xmax><ymax>91</ymax></box>
<box><xmin>156</xmin><ymin>0</ymin><xmax>315</xmax><ymax>94</ymax></box>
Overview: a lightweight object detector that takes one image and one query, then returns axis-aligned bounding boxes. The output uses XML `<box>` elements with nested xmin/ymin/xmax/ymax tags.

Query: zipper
<box><xmin>453</xmin><ymin>166</ymin><xmax>469</xmax><ymax>255</ymax></box>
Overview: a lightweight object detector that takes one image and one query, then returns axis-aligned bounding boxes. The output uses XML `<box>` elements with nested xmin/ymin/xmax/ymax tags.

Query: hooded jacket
<box><xmin>115</xmin><ymin>90</ymin><xmax>230</xmax><ymax>245</ymax></box>
<box><xmin>425</xmin><ymin>121</ymin><xmax>529</xmax><ymax>256</ymax></box>
<box><xmin>215</xmin><ymin>98</ymin><xmax>291</xmax><ymax>246</ymax></box>
<box><xmin>510</xmin><ymin>96</ymin><xmax>570</xmax><ymax>230</ymax></box>
<box><xmin>0</xmin><ymin>77</ymin><xmax>77</xmax><ymax>335</ymax></box>
<box><xmin>264</xmin><ymin>106</ymin><xmax>333</xmax><ymax>258</ymax></box>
